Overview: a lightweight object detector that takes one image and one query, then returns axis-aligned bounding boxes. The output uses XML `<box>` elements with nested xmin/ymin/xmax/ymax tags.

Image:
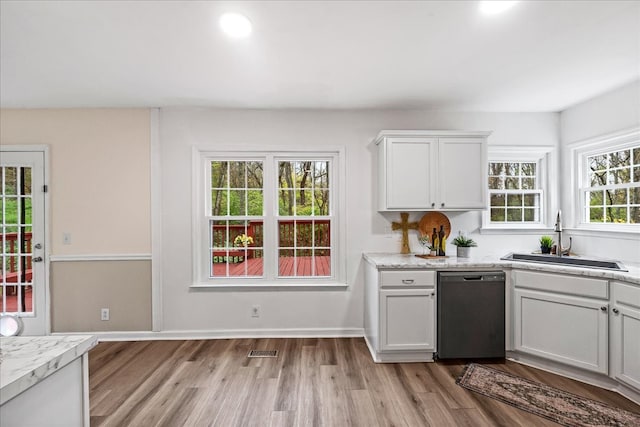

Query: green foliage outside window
<box><xmin>488</xmin><ymin>161</ymin><xmax>540</xmax><ymax>223</ymax></box>
<box><xmin>586</xmin><ymin>147</ymin><xmax>640</xmax><ymax>224</ymax></box>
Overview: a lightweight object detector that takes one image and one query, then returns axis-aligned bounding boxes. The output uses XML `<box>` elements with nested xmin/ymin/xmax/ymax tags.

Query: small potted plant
<box><xmin>452</xmin><ymin>232</ymin><xmax>477</xmax><ymax>258</ymax></box>
<box><xmin>539</xmin><ymin>235</ymin><xmax>554</xmax><ymax>254</ymax></box>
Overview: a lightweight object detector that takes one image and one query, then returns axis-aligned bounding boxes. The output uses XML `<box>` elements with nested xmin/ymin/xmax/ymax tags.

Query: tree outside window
<box><xmin>585</xmin><ymin>146</ymin><xmax>640</xmax><ymax>224</ymax></box>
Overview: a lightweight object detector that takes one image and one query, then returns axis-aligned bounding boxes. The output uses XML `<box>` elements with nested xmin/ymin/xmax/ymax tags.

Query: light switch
<box><xmin>63</xmin><ymin>233</ymin><xmax>71</xmax><ymax>245</ymax></box>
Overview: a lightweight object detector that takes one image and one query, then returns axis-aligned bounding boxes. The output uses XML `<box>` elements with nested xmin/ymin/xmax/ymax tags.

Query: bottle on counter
<box><xmin>438</xmin><ymin>225</ymin><xmax>446</xmax><ymax>256</ymax></box>
<box><xmin>432</xmin><ymin>228</ymin><xmax>439</xmax><ymax>256</ymax></box>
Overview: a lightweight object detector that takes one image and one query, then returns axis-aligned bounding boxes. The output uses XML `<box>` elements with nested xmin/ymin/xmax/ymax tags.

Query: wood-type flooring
<box><xmin>89</xmin><ymin>338</ymin><xmax>640</xmax><ymax>426</ymax></box>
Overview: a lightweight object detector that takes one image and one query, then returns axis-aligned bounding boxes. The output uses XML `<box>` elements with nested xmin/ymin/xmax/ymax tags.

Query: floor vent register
<box><xmin>247</xmin><ymin>350</ymin><xmax>278</xmax><ymax>358</ymax></box>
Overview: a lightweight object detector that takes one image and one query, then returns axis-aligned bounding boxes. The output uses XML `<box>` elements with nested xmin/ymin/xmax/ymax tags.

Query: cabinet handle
<box><xmin>600</xmin><ymin>306</ymin><xmax>607</xmax><ymax>312</ymax></box>
<box><xmin>441</xmin><ymin>203</ymin><xmax>445</xmax><ymax>207</ymax></box>
<box><xmin>431</xmin><ymin>202</ymin><xmax>435</xmax><ymax>208</ymax></box>
<box><xmin>402</xmin><ymin>279</ymin><xmax>414</xmax><ymax>284</ymax></box>
<box><xmin>613</xmin><ymin>308</ymin><xmax>619</xmax><ymax>314</ymax></box>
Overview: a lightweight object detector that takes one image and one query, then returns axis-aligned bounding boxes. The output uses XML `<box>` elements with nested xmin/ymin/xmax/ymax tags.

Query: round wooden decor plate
<box><xmin>418</xmin><ymin>212</ymin><xmax>451</xmax><ymax>238</ymax></box>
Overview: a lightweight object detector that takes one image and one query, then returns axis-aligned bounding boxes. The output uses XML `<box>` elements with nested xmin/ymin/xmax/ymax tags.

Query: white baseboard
<box><xmin>52</xmin><ymin>328</ymin><xmax>364</xmax><ymax>342</ymax></box>
<box><xmin>363</xmin><ymin>335</ymin><xmax>434</xmax><ymax>363</ymax></box>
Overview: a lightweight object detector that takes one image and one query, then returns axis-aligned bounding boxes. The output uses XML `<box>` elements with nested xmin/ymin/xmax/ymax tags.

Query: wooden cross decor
<box><xmin>392</xmin><ymin>212</ymin><xmax>419</xmax><ymax>254</ymax></box>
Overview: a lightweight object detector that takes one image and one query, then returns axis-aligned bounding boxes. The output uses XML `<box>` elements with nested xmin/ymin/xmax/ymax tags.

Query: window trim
<box><xmin>191</xmin><ymin>145</ymin><xmax>347</xmax><ymax>288</ymax></box>
<box><xmin>569</xmin><ymin>127</ymin><xmax>640</xmax><ymax>232</ymax></box>
<box><xmin>482</xmin><ymin>145</ymin><xmax>555</xmax><ymax>232</ymax></box>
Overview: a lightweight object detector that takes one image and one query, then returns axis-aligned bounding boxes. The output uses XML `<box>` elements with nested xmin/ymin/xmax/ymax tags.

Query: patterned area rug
<box><xmin>456</xmin><ymin>363</ymin><xmax>640</xmax><ymax>427</ymax></box>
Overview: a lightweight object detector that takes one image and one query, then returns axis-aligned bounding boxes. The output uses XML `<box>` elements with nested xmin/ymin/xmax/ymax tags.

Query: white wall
<box><xmin>560</xmin><ymin>80</ymin><xmax>640</xmax><ymax>144</ymax></box>
<box><xmin>157</xmin><ymin>108</ymin><xmax>558</xmax><ymax>333</ymax></box>
<box><xmin>559</xmin><ymin>80</ymin><xmax>640</xmax><ymax>262</ymax></box>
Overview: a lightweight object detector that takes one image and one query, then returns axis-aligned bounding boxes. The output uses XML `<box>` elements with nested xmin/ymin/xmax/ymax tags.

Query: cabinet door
<box><xmin>385</xmin><ymin>138</ymin><xmax>436</xmax><ymax>209</ymax></box>
<box><xmin>611</xmin><ymin>282</ymin><xmax>640</xmax><ymax>390</ymax></box>
<box><xmin>438</xmin><ymin>138</ymin><xmax>487</xmax><ymax>209</ymax></box>
<box><xmin>514</xmin><ymin>289</ymin><xmax>608</xmax><ymax>374</ymax></box>
<box><xmin>380</xmin><ymin>288</ymin><xmax>435</xmax><ymax>351</ymax></box>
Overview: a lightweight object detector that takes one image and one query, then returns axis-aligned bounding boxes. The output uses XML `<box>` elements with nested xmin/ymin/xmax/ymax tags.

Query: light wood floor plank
<box><xmin>293</xmin><ymin>344</ymin><xmax>321</xmax><ymax>426</ymax></box>
<box><xmin>319</xmin><ymin>365</ymin><xmax>351</xmax><ymax>426</ymax></box>
<box><xmin>416</xmin><ymin>392</ymin><xmax>461</xmax><ymax>426</ymax></box>
<box><xmin>89</xmin><ymin>338</ymin><xmax>640</xmax><ymax>427</ymax></box>
<box><xmin>347</xmin><ymin>389</ymin><xmax>382</xmax><ymax>427</ymax></box>
<box><xmin>270</xmin><ymin>410</ymin><xmax>295</xmax><ymax>427</ymax></box>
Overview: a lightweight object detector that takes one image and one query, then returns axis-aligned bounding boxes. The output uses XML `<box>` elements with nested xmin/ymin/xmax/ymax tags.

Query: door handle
<box><xmin>32</xmin><ymin>256</ymin><xmax>44</xmax><ymax>263</ymax></box>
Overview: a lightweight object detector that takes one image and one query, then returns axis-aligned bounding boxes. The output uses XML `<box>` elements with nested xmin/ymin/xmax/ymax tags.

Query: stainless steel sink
<box><xmin>501</xmin><ymin>252</ymin><xmax>627</xmax><ymax>271</ymax></box>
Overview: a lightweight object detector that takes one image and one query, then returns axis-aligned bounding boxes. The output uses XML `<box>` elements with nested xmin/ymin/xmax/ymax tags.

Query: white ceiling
<box><xmin>1</xmin><ymin>0</ymin><xmax>639</xmax><ymax>112</ymax></box>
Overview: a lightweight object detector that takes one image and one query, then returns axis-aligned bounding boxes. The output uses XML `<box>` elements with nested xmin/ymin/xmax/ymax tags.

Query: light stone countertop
<box><xmin>0</xmin><ymin>335</ymin><xmax>97</xmax><ymax>405</ymax></box>
<box><xmin>363</xmin><ymin>253</ymin><xmax>640</xmax><ymax>285</ymax></box>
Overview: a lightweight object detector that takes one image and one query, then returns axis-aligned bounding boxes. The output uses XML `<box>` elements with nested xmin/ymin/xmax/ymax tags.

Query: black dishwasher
<box><xmin>437</xmin><ymin>271</ymin><xmax>505</xmax><ymax>359</ymax></box>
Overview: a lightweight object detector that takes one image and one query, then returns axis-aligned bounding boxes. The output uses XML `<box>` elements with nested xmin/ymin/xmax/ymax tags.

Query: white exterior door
<box><xmin>1</xmin><ymin>149</ymin><xmax>47</xmax><ymax>335</ymax></box>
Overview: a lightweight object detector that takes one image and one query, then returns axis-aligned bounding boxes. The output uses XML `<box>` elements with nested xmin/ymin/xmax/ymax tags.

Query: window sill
<box><xmin>564</xmin><ymin>227</ymin><xmax>640</xmax><ymax>240</ymax></box>
<box><xmin>190</xmin><ymin>282</ymin><xmax>349</xmax><ymax>291</ymax></box>
<box><xmin>480</xmin><ymin>226</ymin><xmax>552</xmax><ymax>235</ymax></box>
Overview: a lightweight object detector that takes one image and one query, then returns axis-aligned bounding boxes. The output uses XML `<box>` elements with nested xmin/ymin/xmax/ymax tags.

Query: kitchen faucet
<box><xmin>554</xmin><ymin>210</ymin><xmax>572</xmax><ymax>257</ymax></box>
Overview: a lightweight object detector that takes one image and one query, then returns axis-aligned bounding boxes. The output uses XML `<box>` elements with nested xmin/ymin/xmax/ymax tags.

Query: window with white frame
<box><xmin>484</xmin><ymin>147</ymin><xmax>553</xmax><ymax>229</ymax></box>
<box><xmin>580</xmin><ymin>144</ymin><xmax>640</xmax><ymax>225</ymax></box>
<box><xmin>195</xmin><ymin>149</ymin><xmax>343</xmax><ymax>286</ymax></box>
<box><xmin>488</xmin><ymin>161</ymin><xmax>541</xmax><ymax>223</ymax></box>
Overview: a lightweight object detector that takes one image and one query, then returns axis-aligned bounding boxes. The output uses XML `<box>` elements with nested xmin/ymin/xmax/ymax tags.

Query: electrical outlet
<box><xmin>63</xmin><ymin>233</ymin><xmax>72</xmax><ymax>245</ymax></box>
<box><xmin>101</xmin><ymin>308</ymin><xmax>110</xmax><ymax>321</ymax></box>
<box><xmin>251</xmin><ymin>305</ymin><xmax>260</xmax><ymax>318</ymax></box>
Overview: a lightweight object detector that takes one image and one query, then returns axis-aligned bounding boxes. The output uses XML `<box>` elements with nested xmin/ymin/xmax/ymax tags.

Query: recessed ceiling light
<box><xmin>219</xmin><ymin>12</ymin><xmax>252</xmax><ymax>38</ymax></box>
<box><xmin>479</xmin><ymin>1</ymin><xmax>518</xmax><ymax>16</ymax></box>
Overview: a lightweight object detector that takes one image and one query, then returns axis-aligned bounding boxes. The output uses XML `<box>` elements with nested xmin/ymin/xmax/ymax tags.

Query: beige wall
<box><xmin>51</xmin><ymin>260</ymin><xmax>152</xmax><ymax>332</ymax></box>
<box><xmin>0</xmin><ymin>109</ymin><xmax>151</xmax><ymax>254</ymax></box>
<box><xmin>1</xmin><ymin>109</ymin><xmax>152</xmax><ymax>332</ymax></box>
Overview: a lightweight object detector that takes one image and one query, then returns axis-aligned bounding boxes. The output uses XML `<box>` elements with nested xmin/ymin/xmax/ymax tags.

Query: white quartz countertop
<box><xmin>0</xmin><ymin>335</ymin><xmax>97</xmax><ymax>405</ymax></box>
<box><xmin>363</xmin><ymin>253</ymin><xmax>640</xmax><ymax>285</ymax></box>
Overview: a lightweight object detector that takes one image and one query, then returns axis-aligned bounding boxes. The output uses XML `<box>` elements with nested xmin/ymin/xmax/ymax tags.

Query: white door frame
<box><xmin>1</xmin><ymin>145</ymin><xmax>50</xmax><ymax>335</ymax></box>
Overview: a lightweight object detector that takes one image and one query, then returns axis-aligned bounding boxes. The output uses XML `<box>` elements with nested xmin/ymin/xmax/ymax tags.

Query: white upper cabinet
<box><xmin>376</xmin><ymin>130</ymin><xmax>490</xmax><ymax>211</ymax></box>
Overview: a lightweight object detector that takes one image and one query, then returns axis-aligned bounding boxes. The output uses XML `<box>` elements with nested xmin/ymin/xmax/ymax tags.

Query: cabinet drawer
<box><xmin>380</xmin><ymin>270</ymin><xmax>435</xmax><ymax>287</ymax></box>
<box><xmin>513</xmin><ymin>270</ymin><xmax>608</xmax><ymax>299</ymax></box>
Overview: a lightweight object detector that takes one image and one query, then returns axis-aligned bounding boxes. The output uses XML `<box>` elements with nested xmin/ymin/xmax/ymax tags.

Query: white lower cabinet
<box><xmin>514</xmin><ymin>288</ymin><xmax>609</xmax><ymax>374</ymax></box>
<box><xmin>512</xmin><ymin>270</ymin><xmax>609</xmax><ymax>374</ymax></box>
<box><xmin>610</xmin><ymin>281</ymin><xmax>640</xmax><ymax>390</ymax></box>
<box><xmin>380</xmin><ymin>288</ymin><xmax>435</xmax><ymax>351</ymax></box>
<box><xmin>364</xmin><ymin>262</ymin><xmax>436</xmax><ymax>362</ymax></box>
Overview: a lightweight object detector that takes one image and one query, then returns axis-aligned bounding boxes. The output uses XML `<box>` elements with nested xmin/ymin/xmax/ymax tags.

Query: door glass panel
<box><xmin>1</xmin><ymin>166</ymin><xmax>34</xmax><ymax>314</ymax></box>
